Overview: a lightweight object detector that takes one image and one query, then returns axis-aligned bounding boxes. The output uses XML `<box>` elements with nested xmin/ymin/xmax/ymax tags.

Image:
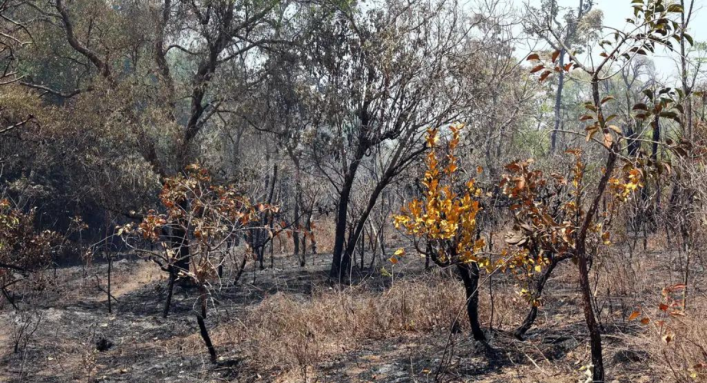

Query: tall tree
<box><xmin>525</xmin><ymin>0</ymin><xmax>597</xmax><ymax>153</ymax></box>
<box><xmin>297</xmin><ymin>0</ymin><xmax>484</xmax><ymax>281</ymax></box>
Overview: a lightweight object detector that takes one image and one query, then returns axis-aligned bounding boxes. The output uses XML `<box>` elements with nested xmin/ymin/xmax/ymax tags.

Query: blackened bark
<box><xmin>651</xmin><ymin>115</ymin><xmax>662</xmax><ymax>208</ymax></box>
<box><xmin>107</xmin><ymin>255</ymin><xmax>112</xmax><ymax>314</ymax></box>
<box><xmin>196</xmin><ymin>312</ymin><xmax>217</xmax><ymax>363</ymax></box>
<box><xmin>1</xmin><ymin>288</ymin><xmax>18</xmax><ymax>311</ymax></box>
<box><xmin>293</xmin><ymin>197</ymin><xmax>301</xmax><ymax>257</ymax></box>
<box><xmin>575</xmin><ymin>128</ymin><xmax>616</xmax><ymax>381</ymax></box>
<box><xmin>163</xmin><ymin>267</ymin><xmax>176</xmax><ymax>318</ymax></box>
<box><xmin>457</xmin><ymin>263</ymin><xmax>486</xmax><ymax>341</ymax></box>
<box><xmin>330</xmin><ymin>176</ymin><xmax>354</xmax><ymax>282</ymax></box>
<box><xmin>233</xmin><ymin>253</ymin><xmax>248</xmax><ymax>285</ymax></box>
<box><xmin>578</xmin><ymin>252</ymin><xmax>604</xmax><ymax>382</ymax></box>
<box><xmin>359</xmin><ymin>227</ymin><xmax>365</xmax><ymax>270</ymax></box>
<box><xmin>514</xmin><ymin>255</ymin><xmax>566</xmax><ymax>340</ymax></box>
<box><xmin>173</xmin><ymin>199</ymin><xmax>191</xmax><ymax>276</ymax></box>
<box><xmin>339</xmin><ymin>169</ymin><xmax>395</xmax><ymax>279</ymax></box>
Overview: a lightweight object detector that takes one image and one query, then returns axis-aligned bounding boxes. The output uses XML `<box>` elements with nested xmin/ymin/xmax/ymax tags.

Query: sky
<box><xmin>517</xmin><ymin>0</ymin><xmax>707</xmax><ymax>81</ymax></box>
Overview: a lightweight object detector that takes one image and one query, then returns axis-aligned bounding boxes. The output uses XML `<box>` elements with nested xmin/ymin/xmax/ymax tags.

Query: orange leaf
<box><xmin>628</xmin><ymin>311</ymin><xmax>640</xmax><ymax>321</ymax></box>
<box><xmin>526</xmin><ymin>53</ymin><xmax>540</xmax><ymax>61</ymax></box>
<box><xmin>640</xmin><ymin>317</ymin><xmax>650</xmax><ymax>325</ymax></box>
<box><xmin>530</xmin><ymin>64</ymin><xmax>545</xmax><ymax>73</ymax></box>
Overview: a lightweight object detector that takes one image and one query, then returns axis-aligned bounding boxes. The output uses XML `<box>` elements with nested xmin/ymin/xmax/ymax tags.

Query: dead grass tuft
<box><xmin>216</xmin><ymin>274</ymin><xmax>469</xmax><ymax>374</ymax></box>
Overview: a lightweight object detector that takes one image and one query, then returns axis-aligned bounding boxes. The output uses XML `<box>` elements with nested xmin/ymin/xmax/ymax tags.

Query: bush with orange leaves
<box><xmin>393</xmin><ymin>124</ymin><xmax>491</xmax><ymax>341</ymax></box>
<box><xmin>119</xmin><ymin>164</ymin><xmax>275</xmax><ymax>363</ymax></box>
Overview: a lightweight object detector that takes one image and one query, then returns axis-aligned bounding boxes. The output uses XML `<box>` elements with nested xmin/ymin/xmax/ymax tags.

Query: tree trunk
<box><xmin>651</xmin><ymin>114</ymin><xmax>661</xmax><ymax>213</ymax></box>
<box><xmin>307</xmin><ymin>211</ymin><xmax>316</xmax><ymax>255</ymax></box>
<box><xmin>196</xmin><ymin>286</ymin><xmax>217</xmax><ymax>363</ymax></box>
<box><xmin>163</xmin><ymin>266</ymin><xmax>176</xmax><ymax>318</ymax></box>
<box><xmin>575</xmin><ymin>120</ymin><xmax>616</xmax><ymax>380</ymax></box>
<box><xmin>233</xmin><ymin>253</ymin><xmax>248</xmax><ymax>285</ymax></box>
<box><xmin>578</xmin><ymin>250</ymin><xmax>604</xmax><ymax>382</ymax></box>
<box><xmin>300</xmin><ymin>222</ymin><xmax>307</xmax><ymax>267</ymax></box>
<box><xmin>457</xmin><ymin>263</ymin><xmax>486</xmax><ymax>341</ymax></box>
<box><xmin>359</xmin><ymin>226</ymin><xmax>365</xmax><ymax>270</ymax></box>
<box><xmin>293</xmin><ymin>169</ymin><xmax>302</xmax><ymax>258</ymax></box>
<box><xmin>514</xmin><ymin>255</ymin><xmax>566</xmax><ymax>339</ymax></box>
<box><xmin>330</xmin><ymin>177</ymin><xmax>354</xmax><ymax>282</ymax></box>
<box><xmin>340</xmin><ymin>171</ymin><xmax>395</xmax><ymax>279</ymax></box>
<box><xmin>107</xmin><ymin>255</ymin><xmax>112</xmax><ymax>314</ymax></box>
<box><xmin>680</xmin><ymin>0</ymin><xmax>694</xmax><ymax>140</ymax></box>
<box><xmin>268</xmin><ymin>164</ymin><xmax>278</xmax><ymax>270</ymax></box>
<box><xmin>551</xmin><ymin>52</ymin><xmax>566</xmax><ymax>153</ymax></box>
<box><xmin>1</xmin><ymin>287</ymin><xmax>18</xmax><ymax>311</ymax></box>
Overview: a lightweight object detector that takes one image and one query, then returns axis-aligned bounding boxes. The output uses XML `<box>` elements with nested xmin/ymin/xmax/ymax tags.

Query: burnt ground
<box><xmin>0</xmin><ymin>247</ymin><xmax>688</xmax><ymax>383</ymax></box>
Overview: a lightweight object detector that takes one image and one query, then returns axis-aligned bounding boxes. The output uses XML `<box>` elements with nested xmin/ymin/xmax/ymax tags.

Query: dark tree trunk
<box><xmin>578</xmin><ymin>250</ymin><xmax>604</xmax><ymax>382</ymax></box>
<box><xmin>307</xmin><ymin>211</ymin><xmax>316</xmax><ymax>255</ymax></box>
<box><xmin>651</xmin><ymin>114</ymin><xmax>662</xmax><ymax>208</ymax></box>
<box><xmin>338</xmin><ymin>171</ymin><xmax>394</xmax><ymax>280</ymax></box>
<box><xmin>267</xmin><ymin>164</ymin><xmax>278</xmax><ymax>270</ymax></box>
<box><xmin>575</xmin><ymin>103</ymin><xmax>615</xmax><ymax>380</ymax></box>
<box><xmin>163</xmin><ymin>266</ymin><xmax>176</xmax><ymax>318</ymax></box>
<box><xmin>357</xmin><ymin>226</ymin><xmax>364</xmax><ymax>270</ymax></box>
<box><xmin>107</xmin><ymin>255</ymin><xmax>112</xmax><ymax>314</ymax></box>
<box><xmin>233</xmin><ymin>253</ymin><xmax>248</xmax><ymax>285</ymax></box>
<box><xmin>514</xmin><ymin>255</ymin><xmax>565</xmax><ymax>340</ymax></box>
<box><xmin>196</xmin><ymin>287</ymin><xmax>217</xmax><ymax>363</ymax></box>
<box><xmin>457</xmin><ymin>263</ymin><xmax>486</xmax><ymax>341</ymax></box>
<box><xmin>173</xmin><ymin>199</ymin><xmax>191</xmax><ymax>276</ymax></box>
<box><xmin>293</xmin><ymin>176</ymin><xmax>301</xmax><ymax>258</ymax></box>
<box><xmin>330</xmin><ymin>178</ymin><xmax>354</xmax><ymax>282</ymax></box>
<box><xmin>1</xmin><ymin>287</ymin><xmax>18</xmax><ymax>311</ymax></box>
<box><xmin>300</xmin><ymin>220</ymin><xmax>307</xmax><ymax>267</ymax></box>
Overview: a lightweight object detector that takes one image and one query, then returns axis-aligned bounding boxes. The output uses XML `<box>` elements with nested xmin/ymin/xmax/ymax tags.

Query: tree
<box><xmin>299</xmin><ymin>0</ymin><xmax>486</xmax><ymax>282</ymax></box>
<box><xmin>525</xmin><ymin>0</ymin><xmax>686</xmax><ymax>379</ymax></box>
<box><xmin>7</xmin><ymin>0</ymin><xmax>297</xmax><ymax>275</ymax></box>
<box><xmin>119</xmin><ymin>164</ymin><xmax>274</xmax><ymax>361</ymax></box>
<box><xmin>0</xmin><ymin>199</ymin><xmax>59</xmax><ymax>309</ymax></box>
<box><xmin>524</xmin><ymin>0</ymin><xmax>600</xmax><ymax>153</ymax></box>
<box><xmin>394</xmin><ymin>125</ymin><xmax>490</xmax><ymax>341</ymax></box>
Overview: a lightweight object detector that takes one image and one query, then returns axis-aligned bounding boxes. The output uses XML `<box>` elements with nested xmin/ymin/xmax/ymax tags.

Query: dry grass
<box><xmin>212</xmin><ymin>272</ymin><xmax>526</xmax><ymax>379</ymax></box>
<box><xmin>218</xmin><ymin>275</ymin><xmax>463</xmax><ymax>372</ymax></box>
<box><xmin>4</xmin><ymin>223</ymin><xmax>707</xmax><ymax>382</ymax></box>
<box><xmin>591</xmin><ymin>238</ymin><xmax>707</xmax><ymax>383</ymax></box>
<box><xmin>635</xmin><ymin>304</ymin><xmax>707</xmax><ymax>383</ymax></box>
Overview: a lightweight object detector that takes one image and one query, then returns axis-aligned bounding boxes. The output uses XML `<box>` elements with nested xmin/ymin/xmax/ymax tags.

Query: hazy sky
<box><xmin>519</xmin><ymin>0</ymin><xmax>706</xmax><ymax>80</ymax></box>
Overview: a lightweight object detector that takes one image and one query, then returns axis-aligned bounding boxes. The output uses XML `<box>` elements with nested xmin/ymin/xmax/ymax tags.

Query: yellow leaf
<box><xmin>394</xmin><ymin>248</ymin><xmax>406</xmax><ymax>256</ymax></box>
<box><xmin>535</xmin><ymin>265</ymin><xmax>542</xmax><ymax>273</ymax></box>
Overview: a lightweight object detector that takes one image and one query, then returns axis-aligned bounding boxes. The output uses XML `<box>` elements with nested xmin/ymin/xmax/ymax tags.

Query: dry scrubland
<box><xmin>2</xmin><ymin>227</ymin><xmax>706</xmax><ymax>383</ymax></box>
<box><xmin>0</xmin><ymin>0</ymin><xmax>705</xmax><ymax>382</ymax></box>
